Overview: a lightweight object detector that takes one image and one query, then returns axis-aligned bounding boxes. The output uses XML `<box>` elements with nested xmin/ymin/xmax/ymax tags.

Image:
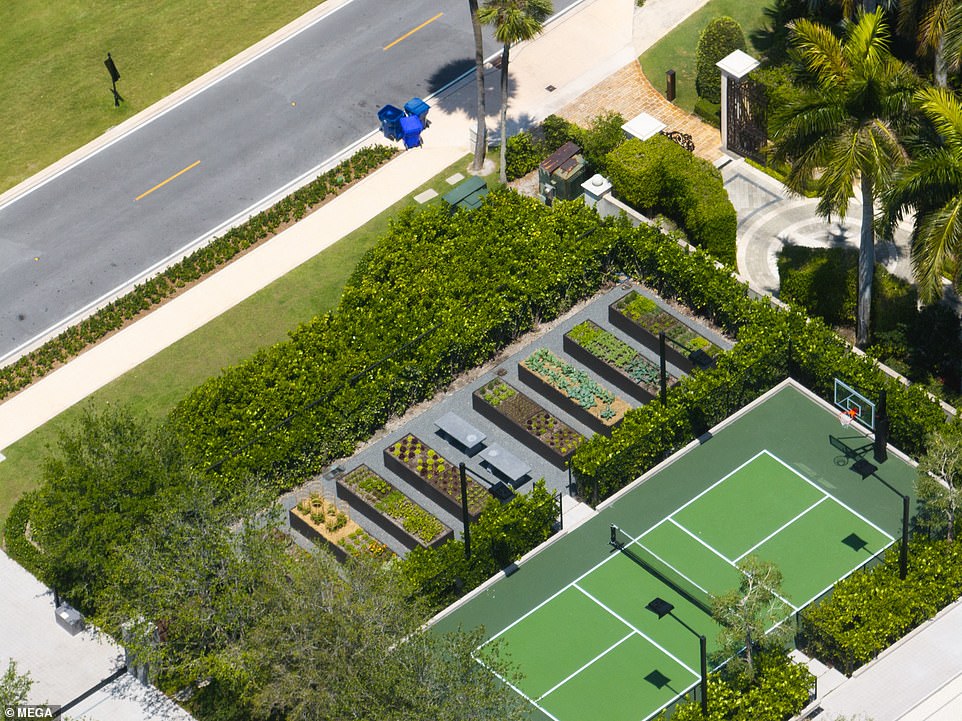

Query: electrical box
<box><xmin>538</xmin><ymin>141</ymin><xmax>587</xmax><ymax>202</ymax></box>
<box><xmin>55</xmin><ymin>603</ymin><xmax>85</xmax><ymax>636</ymax></box>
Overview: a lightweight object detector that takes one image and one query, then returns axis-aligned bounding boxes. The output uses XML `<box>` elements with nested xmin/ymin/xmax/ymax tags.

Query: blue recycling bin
<box><xmin>404</xmin><ymin>97</ymin><xmax>430</xmax><ymax>126</ymax></box>
<box><xmin>377</xmin><ymin>104</ymin><xmax>404</xmax><ymax>141</ymax></box>
<box><xmin>400</xmin><ymin>114</ymin><xmax>423</xmax><ymax>149</ymax></box>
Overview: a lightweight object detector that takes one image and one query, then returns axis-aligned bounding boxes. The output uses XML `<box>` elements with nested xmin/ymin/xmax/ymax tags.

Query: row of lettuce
<box><xmin>0</xmin><ymin>144</ymin><xmax>398</xmax><ymax>402</ymax></box>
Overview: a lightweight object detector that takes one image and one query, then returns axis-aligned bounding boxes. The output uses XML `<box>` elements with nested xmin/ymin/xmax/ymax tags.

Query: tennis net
<box><xmin>610</xmin><ymin>524</ymin><xmax>713</xmax><ymax>616</ymax></box>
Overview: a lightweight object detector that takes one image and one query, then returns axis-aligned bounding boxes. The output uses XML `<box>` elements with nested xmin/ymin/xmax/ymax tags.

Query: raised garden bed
<box><xmin>609</xmin><ymin>290</ymin><xmax>722</xmax><ymax>373</ymax></box>
<box><xmin>337</xmin><ymin>465</ymin><xmax>453</xmax><ymax>550</ymax></box>
<box><xmin>563</xmin><ymin>320</ymin><xmax>677</xmax><ymax>403</ymax></box>
<box><xmin>473</xmin><ymin>378</ymin><xmax>585</xmax><ymax>469</ymax></box>
<box><xmin>518</xmin><ymin>348</ymin><xmax>631</xmax><ymax>436</ymax></box>
<box><xmin>289</xmin><ymin>493</ymin><xmax>390</xmax><ymax>561</ymax></box>
<box><xmin>383</xmin><ymin>435</ymin><xmax>490</xmax><ymax>521</ymax></box>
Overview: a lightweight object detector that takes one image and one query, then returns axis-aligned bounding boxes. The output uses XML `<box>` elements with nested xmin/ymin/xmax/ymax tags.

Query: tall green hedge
<box><xmin>170</xmin><ymin>191</ymin><xmax>626</xmax><ymax>489</ymax></box>
<box><xmin>695</xmin><ymin>17</ymin><xmax>747</xmax><ymax>104</ymax></box>
<box><xmin>606</xmin><ymin>136</ymin><xmax>737</xmax><ymax>266</ymax></box>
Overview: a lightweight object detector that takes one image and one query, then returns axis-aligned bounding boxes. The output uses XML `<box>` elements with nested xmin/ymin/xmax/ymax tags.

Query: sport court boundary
<box><xmin>427</xmin><ymin>377</ymin><xmax>913</xmax><ymax>629</ymax></box>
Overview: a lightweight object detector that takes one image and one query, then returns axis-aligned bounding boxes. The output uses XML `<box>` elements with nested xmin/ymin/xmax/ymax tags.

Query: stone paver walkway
<box><xmin>557</xmin><ymin>61</ymin><xmax>722</xmax><ymax>162</ymax></box>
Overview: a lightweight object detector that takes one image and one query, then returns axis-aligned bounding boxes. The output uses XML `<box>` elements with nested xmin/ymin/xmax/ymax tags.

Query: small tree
<box><xmin>915</xmin><ymin>418</ymin><xmax>962</xmax><ymax>540</ymax></box>
<box><xmin>0</xmin><ymin>659</ymin><xmax>32</xmax><ymax>710</ymax></box>
<box><xmin>695</xmin><ymin>16</ymin><xmax>746</xmax><ymax>104</ymax></box>
<box><xmin>711</xmin><ymin>555</ymin><xmax>793</xmax><ymax>679</ymax></box>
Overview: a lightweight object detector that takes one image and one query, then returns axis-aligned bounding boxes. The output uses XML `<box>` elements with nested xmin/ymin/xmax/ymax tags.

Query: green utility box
<box><xmin>443</xmin><ymin>176</ymin><xmax>488</xmax><ymax>211</ymax></box>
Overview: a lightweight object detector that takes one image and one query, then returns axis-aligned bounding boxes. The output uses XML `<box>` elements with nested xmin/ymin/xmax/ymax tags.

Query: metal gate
<box><xmin>726</xmin><ymin>75</ymin><xmax>767</xmax><ymax>163</ymax></box>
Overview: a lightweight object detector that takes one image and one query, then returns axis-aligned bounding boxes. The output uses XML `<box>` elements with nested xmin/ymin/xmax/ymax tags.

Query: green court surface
<box><xmin>434</xmin><ymin>381</ymin><xmax>918</xmax><ymax>721</ymax></box>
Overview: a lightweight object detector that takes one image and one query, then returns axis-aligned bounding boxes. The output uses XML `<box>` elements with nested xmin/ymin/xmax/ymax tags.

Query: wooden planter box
<box><xmin>472</xmin><ymin>379</ymin><xmax>585</xmax><ymax>469</ymax></box>
<box><xmin>337</xmin><ymin>465</ymin><xmax>453</xmax><ymax>551</ymax></box>
<box><xmin>563</xmin><ymin>320</ymin><xmax>670</xmax><ymax>404</ymax></box>
<box><xmin>518</xmin><ymin>348</ymin><xmax>630</xmax><ymax>437</ymax></box>
<box><xmin>288</xmin><ymin>508</ymin><xmax>348</xmax><ymax>562</ymax></box>
<box><xmin>383</xmin><ymin>435</ymin><xmax>488</xmax><ymax>521</ymax></box>
<box><xmin>609</xmin><ymin>292</ymin><xmax>721</xmax><ymax>374</ymax></box>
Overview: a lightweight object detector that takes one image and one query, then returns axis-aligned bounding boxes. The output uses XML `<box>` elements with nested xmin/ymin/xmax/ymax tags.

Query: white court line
<box><xmin>536</xmin><ymin>632</ymin><xmax>634</xmax><ymax>701</ymax></box>
<box><xmin>572</xmin><ymin>584</ymin><xmax>700</xmax><ymax>678</ymax></box>
<box><xmin>472</xmin><ymin>654</ymin><xmax>563</xmax><ymax>721</ymax></box>
<box><xmin>760</xmin><ymin>450</ymin><xmax>896</xmax><ymax>541</ymax></box>
<box><xmin>635</xmin><ymin>540</ymin><xmax>713</xmax><ymax>597</ymax></box>
<box><xmin>668</xmin><ymin>517</ymin><xmax>736</xmax><ymax>565</ymax></box>
<box><xmin>667</xmin><ymin>449</ymin><xmax>771</xmax><ymax>518</ymax></box>
<box><xmin>734</xmin><ymin>496</ymin><xmax>829</xmax><ymax>564</ymax></box>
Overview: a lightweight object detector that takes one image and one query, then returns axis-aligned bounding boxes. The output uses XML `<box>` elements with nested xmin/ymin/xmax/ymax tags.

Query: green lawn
<box><xmin>0</xmin><ymin>155</ymin><xmax>491</xmax><ymax>528</ymax></box>
<box><xmin>638</xmin><ymin>0</ymin><xmax>773</xmax><ymax>113</ymax></box>
<box><xmin>0</xmin><ymin>0</ymin><xmax>325</xmax><ymax>193</ymax></box>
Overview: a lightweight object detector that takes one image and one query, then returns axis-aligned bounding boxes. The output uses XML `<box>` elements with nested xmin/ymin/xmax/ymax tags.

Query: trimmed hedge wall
<box><xmin>0</xmin><ymin>145</ymin><xmax>398</xmax><ymax>403</ymax></box>
<box><xmin>170</xmin><ymin>190</ymin><xmax>626</xmax><ymax>489</ymax></box>
<box><xmin>799</xmin><ymin>538</ymin><xmax>962</xmax><ymax>674</ymax></box>
<box><xmin>695</xmin><ymin>17</ymin><xmax>747</xmax><ymax>104</ymax></box>
<box><xmin>606</xmin><ymin>136</ymin><xmax>737</xmax><ymax>266</ymax></box>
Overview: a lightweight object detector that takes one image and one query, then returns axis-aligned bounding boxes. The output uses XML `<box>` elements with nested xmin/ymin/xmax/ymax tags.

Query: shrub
<box><xmin>695</xmin><ymin>17</ymin><xmax>747</xmax><ymax>104</ymax></box>
<box><xmin>606</xmin><ymin>136</ymin><xmax>737</xmax><ymax>265</ymax></box>
<box><xmin>399</xmin><ymin>481</ymin><xmax>559</xmax><ymax>609</ymax></box>
<box><xmin>693</xmin><ymin>97</ymin><xmax>721</xmax><ymax>128</ymax></box>
<box><xmin>504</xmin><ymin>113</ymin><xmax>627</xmax><ymax>181</ymax></box>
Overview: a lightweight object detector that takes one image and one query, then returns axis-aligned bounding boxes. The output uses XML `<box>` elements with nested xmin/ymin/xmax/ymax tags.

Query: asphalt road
<box><xmin>0</xmin><ymin>0</ymin><xmax>510</xmax><ymax>363</ymax></box>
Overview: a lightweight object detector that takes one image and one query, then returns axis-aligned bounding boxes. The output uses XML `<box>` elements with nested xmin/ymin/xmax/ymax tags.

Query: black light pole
<box><xmin>873</xmin><ymin>389</ymin><xmax>889</xmax><ymax>464</ymax></box>
<box><xmin>647</xmin><ymin>597</ymin><xmax>708</xmax><ymax>715</ymax></box>
<box><xmin>459</xmin><ymin>462</ymin><xmax>471</xmax><ymax>560</ymax></box>
<box><xmin>659</xmin><ymin>331</ymin><xmax>668</xmax><ymax>405</ymax></box>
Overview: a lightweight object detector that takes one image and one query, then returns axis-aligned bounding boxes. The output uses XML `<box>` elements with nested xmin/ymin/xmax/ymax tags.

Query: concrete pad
<box><xmin>445</xmin><ymin>173</ymin><xmax>465</xmax><ymax>185</ymax></box>
<box><xmin>414</xmin><ymin>189</ymin><xmax>438</xmax><ymax>203</ymax></box>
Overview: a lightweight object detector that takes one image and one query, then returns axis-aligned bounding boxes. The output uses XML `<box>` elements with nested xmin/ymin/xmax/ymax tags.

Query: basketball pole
<box><xmin>873</xmin><ymin>389</ymin><xmax>888</xmax><ymax>463</ymax></box>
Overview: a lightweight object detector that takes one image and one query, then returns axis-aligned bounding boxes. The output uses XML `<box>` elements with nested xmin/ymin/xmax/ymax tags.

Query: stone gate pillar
<box><xmin>717</xmin><ymin>50</ymin><xmax>760</xmax><ymax>155</ymax></box>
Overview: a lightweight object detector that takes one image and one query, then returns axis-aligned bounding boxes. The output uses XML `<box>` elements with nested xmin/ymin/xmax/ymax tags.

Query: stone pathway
<box><xmin>556</xmin><ymin>61</ymin><xmax>722</xmax><ymax>163</ymax></box>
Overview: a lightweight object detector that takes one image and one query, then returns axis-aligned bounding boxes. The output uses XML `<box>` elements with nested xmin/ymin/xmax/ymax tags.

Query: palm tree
<box><xmin>770</xmin><ymin>10</ymin><xmax>917</xmax><ymax>346</ymax></box>
<box><xmin>882</xmin><ymin>86</ymin><xmax>962</xmax><ymax>301</ymax></box>
<box><xmin>898</xmin><ymin>0</ymin><xmax>962</xmax><ymax>87</ymax></box>
<box><xmin>469</xmin><ymin>0</ymin><xmax>488</xmax><ymax>172</ymax></box>
<box><xmin>479</xmin><ymin>0</ymin><xmax>553</xmax><ymax>184</ymax></box>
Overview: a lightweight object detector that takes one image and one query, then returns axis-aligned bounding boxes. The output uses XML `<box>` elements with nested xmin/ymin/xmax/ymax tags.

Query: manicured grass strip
<box><xmin>0</xmin><ymin>0</ymin><xmax>325</xmax><ymax>193</ymax></box>
<box><xmin>0</xmin><ymin>155</ymin><xmax>488</xmax><ymax>529</ymax></box>
<box><xmin>638</xmin><ymin>0</ymin><xmax>772</xmax><ymax>113</ymax></box>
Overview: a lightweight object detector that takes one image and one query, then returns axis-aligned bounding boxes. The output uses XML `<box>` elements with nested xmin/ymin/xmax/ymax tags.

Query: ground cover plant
<box><xmin>0</xmin><ymin>0</ymin><xmax>327</xmax><ymax>193</ymax></box>
<box><xmin>520</xmin><ymin>347</ymin><xmax>631</xmax><ymax>425</ymax></box>
<box><xmin>612</xmin><ymin>290</ymin><xmax>723</xmax><ymax>361</ymax></box>
<box><xmin>474</xmin><ymin>378</ymin><xmax>586</xmax><ymax>462</ymax></box>
<box><xmin>565</xmin><ymin>319</ymin><xmax>669</xmax><ymax>394</ymax></box>
<box><xmin>385</xmin><ymin>434</ymin><xmax>490</xmax><ymax>518</ymax></box>
<box><xmin>340</xmin><ymin>465</ymin><xmax>449</xmax><ymax>546</ymax></box>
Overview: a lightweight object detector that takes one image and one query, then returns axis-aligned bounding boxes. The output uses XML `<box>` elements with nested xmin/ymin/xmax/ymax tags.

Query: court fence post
<box><xmin>899</xmin><ymin>493</ymin><xmax>909</xmax><ymax>580</ymax></box>
<box><xmin>459</xmin><ymin>463</ymin><xmax>471</xmax><ymax>560</ymax></box>
<box><xmin>659</xmin><ymin>332</ymin><xmax>668</xmax><ymax>405</ymax></box>
<box><xmin>699</xmin><ymin>634</ymin><xmax>708</xmax><ymax>715</ymax></box>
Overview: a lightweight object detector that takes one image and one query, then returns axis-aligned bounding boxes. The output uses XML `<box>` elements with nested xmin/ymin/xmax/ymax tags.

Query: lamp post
<box><xmin>647</xmin><ymin>597</ymin><xmax>708</xmax><ymax>715</ymax></box>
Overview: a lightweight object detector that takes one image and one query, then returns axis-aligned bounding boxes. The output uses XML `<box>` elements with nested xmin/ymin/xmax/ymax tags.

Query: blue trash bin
<box><xmin>404</xmin><ymin>97</ymin><xmax>430</xmax><ymax>126</ymax></box>
<box><xmin>377</xmin><ymin>104</ymin><xmax>404</xmax><ymax>141</ymax></box>
<box><xmin>400</xmin><ymin>114</ymin><xmax>423</xmax><ymax>149</ymax></box>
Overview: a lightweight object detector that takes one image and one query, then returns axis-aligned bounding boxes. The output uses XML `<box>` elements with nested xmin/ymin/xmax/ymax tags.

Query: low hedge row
<box><xmin>0</xmin><ymin>144</ymin><xmax>398</xmax><ymax>402</ymax></box>
<box><xmin>799</xmin><ymin>538</ymin><xmax>962</xmax><ymax>674</ymax></box>
<box><xmin>606</xmin><ymin>135</ymin><xmax>737</xmax><ymax>266</ymax></box>
<box><xmin>663</xmin><ymin>651</ymin><xmax>813</xmax><ymax>721</ymax></box>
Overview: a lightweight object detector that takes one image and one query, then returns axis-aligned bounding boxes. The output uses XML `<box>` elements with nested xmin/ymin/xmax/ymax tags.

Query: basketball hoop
<box><xmin>839</xmin><ymin>408</ymin><xmax>858</xmax><ymax>427</ymax></box>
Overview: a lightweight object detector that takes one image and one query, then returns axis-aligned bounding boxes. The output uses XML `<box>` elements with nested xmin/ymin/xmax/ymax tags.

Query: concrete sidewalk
<box><xmin>1</xmin><ymin>0</ymin><xmax>704</xmax><ymax>453</ymax></box>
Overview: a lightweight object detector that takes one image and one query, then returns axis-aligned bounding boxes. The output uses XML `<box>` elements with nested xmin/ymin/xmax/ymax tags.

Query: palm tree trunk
<box><xmin>936</xmin><ymin>33</ymin><xmax>949</xmax><ymax>88</ymax></box>
<box><xmin>857</xmin><ymin>174</ymin><xmax>875</xmax><ymax>347</ymax></box>
<box><xmin>469</xmin><ymin>0</ymin><xmax>487</xmax><ymax>172</ymax></box>
<box><xmin>499</xmin><ymin>43</ymin><xmax>510</xmax><ymax>184</ymax></box>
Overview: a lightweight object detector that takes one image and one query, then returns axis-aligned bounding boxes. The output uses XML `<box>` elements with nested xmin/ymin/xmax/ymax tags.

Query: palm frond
<box><xmin>912</xmin><ymin>196</ymin><xmax>962</xmax><ymax>301</ymax></box>
<box><xmin>917</xmin><ymin>86</ymin><xmax>962</xmax><ymax>149</ymax></box>
<box><xmin>788</xmin><ymin>18</ymin><xmax>847</xmax><ymax>86</ymax></box>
